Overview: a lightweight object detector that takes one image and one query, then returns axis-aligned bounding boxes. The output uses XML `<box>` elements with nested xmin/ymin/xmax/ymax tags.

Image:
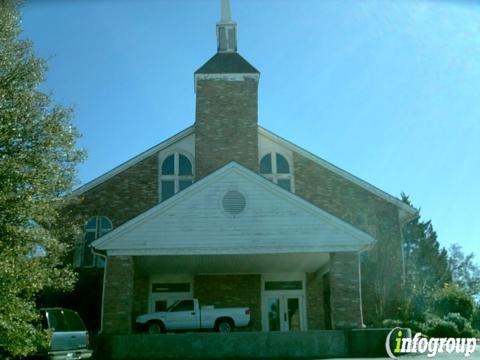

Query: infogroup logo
<box><xmin>385</xmin><ymin>327</ymin><xmax>477</xmax><ymax>358</ymax></box>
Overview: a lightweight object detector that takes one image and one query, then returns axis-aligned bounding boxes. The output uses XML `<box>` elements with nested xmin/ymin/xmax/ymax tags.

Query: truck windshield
<box><xmin>168</xmin><ymin>300</ymin><xmax>194</xmax><ymax>312</ymax></box>
<box><xmin>166</xmin><ymin>301</ymin><xmax>180</xmax><ymax>312</ymax></box>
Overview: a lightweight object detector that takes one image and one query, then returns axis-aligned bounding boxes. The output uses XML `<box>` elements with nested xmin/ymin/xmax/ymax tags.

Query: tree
<box><xmin>448</xmin><ymin>243</ymin><xmax>480</xmax><ymax>297</ymax></box>
<box><xmin>432</xmin><ymin>283</ymin><xmax>475</xmax><ymax>320</ymax></box>
<box><xmin>0</xmin><ymin>1</ymin><xmax>84</xmax><ymax>356</ymax></box>
<box><xmin>399</xmin><ymin>194</ymin><xmax>452</xmax><ymax>321</ymax></box>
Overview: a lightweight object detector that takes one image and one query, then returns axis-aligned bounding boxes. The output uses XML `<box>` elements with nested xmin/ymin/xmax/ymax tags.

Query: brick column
<box><xmin>329</xmin><ymin>252</ymin><xmax>364</xmax><ymax>329</ymax></box>
<box><xmin>306</xmin><ymin>272</ymin><xmax>326</xmax><ymax>330</ymax></box>
<box><xmin>102</xmin><ymin>256</ymin><xmax>134</xmax><ymax>334</ymax></box>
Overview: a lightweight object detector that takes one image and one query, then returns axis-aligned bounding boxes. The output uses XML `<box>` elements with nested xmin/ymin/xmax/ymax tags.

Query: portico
<box><xmin>92</xmin><ymin>162</ymin><xmax>374</xmax><ymax>335</ymax></box>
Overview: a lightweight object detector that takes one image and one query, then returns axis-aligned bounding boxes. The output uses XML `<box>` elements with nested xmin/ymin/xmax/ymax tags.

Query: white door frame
<box><xmin>148</xmin><ymin>274</ymin><xmax>193</xmax><ymax>312</ymax></box>
<box><xmin>261</xmin><ymin>273</ymin><xmax>307</xmax><ymax>332</ymax></box>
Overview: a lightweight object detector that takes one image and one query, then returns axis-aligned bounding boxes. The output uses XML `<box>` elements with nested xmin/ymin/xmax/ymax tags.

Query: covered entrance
<box><xmin>92</xmin><ymin>163</ymin><xmax>374</xmax><ymax>334</ymax></box>
<box><xmin>134</xmin><ymin>253</ymin><xmax>329</xmax><ymax>332</ymax></box>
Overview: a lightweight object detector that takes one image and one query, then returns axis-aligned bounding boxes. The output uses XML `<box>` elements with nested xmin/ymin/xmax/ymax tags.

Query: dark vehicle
<box><xmin>39</xmin><ymin>308</ymin><xmax>93</xmax><ymax>360</ymax></box>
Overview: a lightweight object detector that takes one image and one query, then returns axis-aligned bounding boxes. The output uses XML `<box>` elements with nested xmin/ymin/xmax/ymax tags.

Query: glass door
<box><xmin>265</xmin><ymin>295</ymin><xmax>303</xmax><ymax>331</ymax></box>
<box><xmin>286</xmin><ymin>296</ymin><xmax>301</xmax><ymax>331</ymax></box>
<box><xmin>266</xmin><ymin>296</ymin><xmax>281</xmax><ymax>331</ymax></box>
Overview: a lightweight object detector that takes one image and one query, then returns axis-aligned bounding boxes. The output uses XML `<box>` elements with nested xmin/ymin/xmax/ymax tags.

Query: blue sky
<box><xmin>21</xmin><ymin>0</ymin><xmax>480</xmax><ymax>261</ymax></box>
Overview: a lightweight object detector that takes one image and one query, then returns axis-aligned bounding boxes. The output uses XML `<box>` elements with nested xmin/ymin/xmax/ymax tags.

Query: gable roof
<box><xmin>71</xmin><ymin>126</ymin><xmax>194</xmax><ymax>196</ymax></box>
<box><xmin>258</xmin><ymin>127</ymin><xmax>417</xmax><ymax>218</ymax></box>
<box><xmin>71</xmin><ymin>125</ymin><xmax>416</xmax><ymax>218</ymax></box>
<box><xmin>195</xmin><ymin>53</ymin><xmax>259</xmax><ymax>74</ymax></box>
<box><xmin>92</xmin><ymin>162</ymin><xmax>375</xmax><ymax>255</ymax></box>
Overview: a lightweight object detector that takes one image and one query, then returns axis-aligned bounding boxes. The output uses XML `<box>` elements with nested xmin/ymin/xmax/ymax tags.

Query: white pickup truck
<box><xmin>136</xmin><ymin>298</ymin><xmax>251</xmax><ymax>334</ymax></box>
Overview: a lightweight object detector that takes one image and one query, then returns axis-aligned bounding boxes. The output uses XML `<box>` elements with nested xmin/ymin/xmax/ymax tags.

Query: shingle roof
<box><xmin>195</xmin><ymin>52</ymin><xmax>259</xmax><ymax>74</ymax></box>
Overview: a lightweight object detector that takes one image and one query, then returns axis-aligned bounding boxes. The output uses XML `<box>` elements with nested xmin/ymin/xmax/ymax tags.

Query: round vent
<box><xmin>222</xmin><ymin>190</ymin><xmax>246</xmax><ymax>215</ymax></box>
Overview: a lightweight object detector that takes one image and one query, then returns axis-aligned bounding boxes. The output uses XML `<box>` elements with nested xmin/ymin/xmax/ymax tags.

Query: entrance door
<box><xmin>266</xmin><ymin>295</ymin><xmax>303</xmax><ymax>331</ymax></box>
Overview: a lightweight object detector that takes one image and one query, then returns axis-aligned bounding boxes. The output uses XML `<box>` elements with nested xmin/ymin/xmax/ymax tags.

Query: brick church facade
<box><xmin>70</xmin><ymin>0</ymin><xmax>416</xmax><ymax>335</ymax></box>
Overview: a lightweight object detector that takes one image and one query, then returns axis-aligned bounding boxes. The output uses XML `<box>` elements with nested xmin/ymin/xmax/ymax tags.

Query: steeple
<box><xmin>194</xmin><ymin>0</ymin><xmax>260</xmax><ymax>179</ymax></box>
<box><xmin>217</xmin><ymin>0</ymin><xmax>237</xmax><ymax>52</ymax></box>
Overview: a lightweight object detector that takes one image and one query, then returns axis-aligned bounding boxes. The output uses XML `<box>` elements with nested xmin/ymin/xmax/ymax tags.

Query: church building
<box><xmin>71</xmin><ymin>0</ymin><xmax>417</xmax><ymax>335</ymax></box>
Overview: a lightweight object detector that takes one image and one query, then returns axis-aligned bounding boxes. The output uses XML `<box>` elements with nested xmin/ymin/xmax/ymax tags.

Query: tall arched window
<box><xmin>260</xmin><ymin>152</ymin><xmax>293</xmax><ymax>191</ymax></box>
<box><xmin>81</xmin><ymin>216</ymin><xmax>113</xmax><ymax>267</ymax></box>
<box><xmin>160</xmin><ymin>153</ymin><xmax>194</xmax><ymax>201</ymax></box>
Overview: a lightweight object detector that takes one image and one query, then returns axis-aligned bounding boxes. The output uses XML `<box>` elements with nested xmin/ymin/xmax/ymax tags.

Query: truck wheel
<box><xmin>147</xmin><ymin>321</ymin><xmax>165</xmax><ymax>334</ymax></box>
<box><xmin>216</xmin><ymin>319</ymin><xmax>234</xmax><ymax>333</ymax></box>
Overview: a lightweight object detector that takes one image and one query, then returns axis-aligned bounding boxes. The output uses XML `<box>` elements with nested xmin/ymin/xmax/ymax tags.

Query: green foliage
<box><xmin>422</xmin><ymin>313</ymin><xmax>477</xmax><ymax>338</ymax></box>
<box><xmin>382</xmin><ymin>318</ymin><xmax>403</xmax><ymax>328</ymax></box>
<box><xmin>472</xmin><ymin>304</ymin><xmax>480</xmax><ymax>331</ymax></box>
<box><xmin>396</xmin><ymin>195</ymin><xmax>480</xmax><ymax>338</ymax></box>
<box><xmin>401</xmin><ymin>195</ymin><xmax>451</xmax><ymax>290</ymax></box>
<box><xmin>0</xmin><ymin>0</ymin><xmax>84</xmax><ymax>356</ymax></box>
<box><xmin>432</xmin><ymin>283</ymin><xmax>475</xmax><ymax>320</ymax></box>
<box><xmin>424</xmin><ymin>317</ymin><xmax>460</xmax><ymax>337</ymax></box>
<box><xmin>385</xmin><ymin>313</ymin><xmax>478</xmax><ymax>338</ymax></box>
<box><xmin>398</xmin><ymin>194</ymin><xmax>452</xmax><ymax>323</ymax></box>
<box><xmin>448</xmin><ymin>243</ymin><xmax>480</xmax><ymax>297</ymax></box>
<box><xmin>443</xmin><ymin>312</ymin><xmax>467</xmax><ymax>332</ymax></box>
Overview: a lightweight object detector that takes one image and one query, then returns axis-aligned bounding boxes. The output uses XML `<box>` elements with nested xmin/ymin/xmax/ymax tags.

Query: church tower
<box><xmin>194</xmin><ymin>0</ymin><xmax>260</xmax><ymax>179</ymax></box>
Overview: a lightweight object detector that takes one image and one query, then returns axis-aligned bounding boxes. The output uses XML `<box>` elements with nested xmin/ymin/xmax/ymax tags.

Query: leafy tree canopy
<box><xmin>398</xmin><ymin>194</ymin><xmax>479</xmax><ymax>337</ymax></box>
<box><xmin>0</xmin><ymin>0</ymin><xmax>84</xmax><ymax>356</ymax></box>
<box><xmin>402</xmin><ymin>195</ymin><xmax>451</xmax><ymax>287</ymax></box>
<box><xmin>448</xmin><ymin>243</ymin><xmax>480</xmax><ymax>298</ymax></box>
<box><xmin>432</xmin><ymin>283</ymin><xmax>475</xmax><ymax>320</ymax></box>
<box><xmin>399</xmin><ymin>193</ymin><xmax>452</xmax><ymax>320</ymax></box>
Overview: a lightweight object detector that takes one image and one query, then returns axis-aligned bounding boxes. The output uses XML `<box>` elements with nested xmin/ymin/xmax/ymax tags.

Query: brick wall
<box><xmin>306</xmin><ymin>272</ymin><xmax>326</xmax><ymax>330</ymax></box>
<box><xmin>195</xmin><ymin>78</ymin><xmax>259</xmax><ymax>179</ymax></box>
<box><xmin>103</xmin><ymin>256</ymin><xmax>134</xmax><ymax>334</ymax></box>
<box><xmin>329</xmin><ymin>252</ymin><xmax>363</xmax><ymax>329</ymax></box>
<box><xmin>132</xmin><ymin>271</ymin><xmax>149</xmax><ymax>327</ymax></box>
<box><xmin>73</xmin><ymin>154</ymin><xmax>159</xmax><ymax>227</ymax></box>
<box><xmin>193</xmin><ymin>274</ymin><xmax>261</xmax><ymax>331</ymax></box>
<box><xmin>293</xmin><ymin>152</ymin><xmax>403</xmax><ymax>323</ymax></box>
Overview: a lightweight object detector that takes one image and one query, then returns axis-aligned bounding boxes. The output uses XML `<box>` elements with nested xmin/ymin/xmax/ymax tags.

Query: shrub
<box><xmin>424</xmin><ymin>317</ymin><xmax>459</xmax><ymax>337</ymax></box>
<box><xmin>443</xmin><ymin>312</ymin><xmax>466</xmax><ymax>332</ymax></box>
<box><xmin>472</xmin><ymin>304</ymin><xmax>480</xmax><ymax>331</ymax></box>
<box><xmin>382</xmin><ymin>319</ymin><xmax>403</xmax><ymax>328</ymax></box>
<box><xmin>432</xmin><ymin>283</ymin><xmax>475</xmax><ymax>320</ymax></box>
<box><xmin>459</xmin><ymin>324</ymin><xmax>477</xmax><ymax>338</ymax></box>
<box><xmin>403</xmin><ymin>320</ymin><xmax>427</xmax><ymax>333</ymax></box>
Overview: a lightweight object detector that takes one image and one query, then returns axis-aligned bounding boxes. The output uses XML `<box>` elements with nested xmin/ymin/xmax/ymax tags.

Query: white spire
<box><xmin>216</xmin><ymin>0</ymin><xmax>237</xmax><ymax>52</ymax></box>
<box><xmin>220</xmin><ymin>0</ymin><xmax>232</xmax><ymax>22</ymax></box>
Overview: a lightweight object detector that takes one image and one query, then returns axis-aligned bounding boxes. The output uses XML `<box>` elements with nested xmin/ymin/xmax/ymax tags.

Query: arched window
<box><xmin>81</xmin><ymin>216</ymin><xmax>113</xmax><ymax>267</ymax></box>
<box><xmin>160</xmin><ymin>153</ymin><xmax>194</xmax><ymax>201</ymax></box>
<box><xmin>260</xmin><ymin>152</ymin><xmax>293</xmax><ymax>191</ymax></box>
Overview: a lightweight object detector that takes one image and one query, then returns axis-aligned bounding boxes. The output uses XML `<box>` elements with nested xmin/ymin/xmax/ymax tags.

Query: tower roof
<box><xmin>195</xmin><ymin>52</ymin><xmax>259</xmax><ymax>74</ymax></box>
<box><xmin>195</xmin><ymin>0</ymin><xmax>259</xmax><ymax>76</ymax></box>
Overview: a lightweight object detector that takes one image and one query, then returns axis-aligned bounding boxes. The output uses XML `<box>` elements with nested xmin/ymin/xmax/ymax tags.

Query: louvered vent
<box><xmin>222</xmin><ymin>190</ymin><xmax>246</xmax><ymax>215</ymax></box>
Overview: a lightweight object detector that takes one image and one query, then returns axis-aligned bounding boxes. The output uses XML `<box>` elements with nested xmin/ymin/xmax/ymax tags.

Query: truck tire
<box><xmin>215</xmin><ymin>318</ymin><xmax>234</xmax><ymax>333</ymax></box>
<box><xmin>147</xmin><ymin>320</ymin><xmax>165</xmax><ymax>334</ymax></box>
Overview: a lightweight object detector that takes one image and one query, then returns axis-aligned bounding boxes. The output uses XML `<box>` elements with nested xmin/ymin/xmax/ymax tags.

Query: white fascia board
<box><xmin>92</xmin><ymin>162</ymin><xmax>376</xmax><ymax>251</ymax></box>
<box><xmin>107</xmin><ymin>244</ymin><xmax>370</xmax><ymax>256</ymax></box>
<box><xmin>71</xmin><ymin>126</ymin><xmax>194</xmax><ymax>196</ymax></box>
<box><xmin>259</xmin><ymin>127</ymin><xmax>418</xmax><ymax>218</ymax></box>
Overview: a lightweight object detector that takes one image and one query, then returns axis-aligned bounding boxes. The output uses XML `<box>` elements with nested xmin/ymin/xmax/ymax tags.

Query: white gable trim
<box><xmin>107</xmin><ymin>245</ymin><xmax>366</xmax><ymax>256</ymax></box>
<box><xmin>71</xmin><ymin>126</ymin><xmax>194</xmax><ymax>196</ymax></box>
<box><xmin>259</xmin><ymin>127</ymin><xmax>417</xmax><ymax>217</ymax></box>
<box><xmin>92</xmin><ymin>162</ymin><xmax>375</xmax><ymax>254</ymax></box>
